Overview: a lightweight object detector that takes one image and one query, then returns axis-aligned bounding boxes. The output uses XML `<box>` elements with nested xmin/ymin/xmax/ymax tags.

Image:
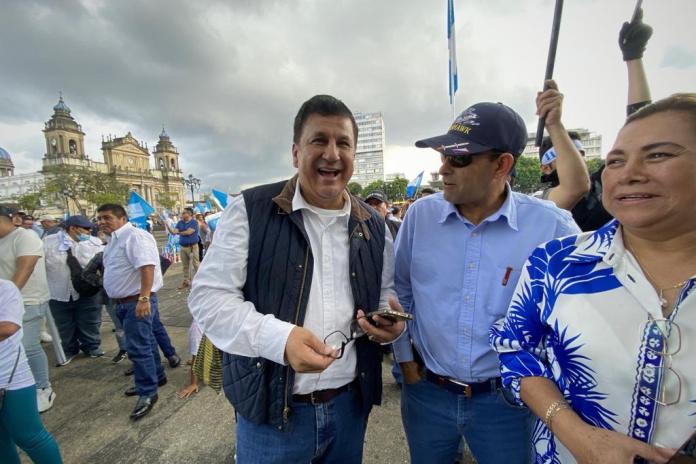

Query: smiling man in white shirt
<box><xmin>189</xmin><ymin>95</ymin><xmax>404</xmax><ymax>463</ymax></box>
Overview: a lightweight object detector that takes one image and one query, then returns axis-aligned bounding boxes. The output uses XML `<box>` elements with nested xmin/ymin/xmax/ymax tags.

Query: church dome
<box><xmin>159</xmin><ymin>127</ymin><xmax>170</xmax><ymax>140</ymax></box>
<box><xmin>53</xmin><ymin>95</ymin><xmax>71</xmax><ymax>113</ymax></box>
<box><xmin>0</xmin><ymin>146</ymin><xmax>10</xmax><ymax>160</ymax></box>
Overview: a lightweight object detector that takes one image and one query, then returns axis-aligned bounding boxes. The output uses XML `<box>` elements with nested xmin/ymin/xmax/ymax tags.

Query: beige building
<box><xmin>40</xmin><ymin>95</ymin><xmax>186</xmax><ymax>212</ymax></box>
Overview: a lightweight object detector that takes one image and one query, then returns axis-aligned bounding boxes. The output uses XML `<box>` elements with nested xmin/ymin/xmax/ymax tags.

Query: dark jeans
<box><xmin>152</xmin><ymin>312</ymin><xmax>176</xmax><ymax>358</ymax></box>
<box><xmin>236</xmin><ymin>385</ymin><xmax>369</xmax><ymax>463</ymax></box>
<box><xmin>115</xmin><ymin>295</ymin><xmax>165</xmax><ymax>397</ymax></box>
<box><xmin>49</xmin><ymin>296</ymin><xmax>102</xmax><ymax>356</ymax></box>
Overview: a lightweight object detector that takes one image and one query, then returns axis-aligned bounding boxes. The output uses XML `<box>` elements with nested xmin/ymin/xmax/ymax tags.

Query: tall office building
<box><xmin>352</xmin><ymin>112</ymin><xmax>385</xmax><ymax>187</ymax></box>
<box><xmin>521</xmin><ymin>128</ymin><xmax>603</xmax><ymax>159</ymax></box>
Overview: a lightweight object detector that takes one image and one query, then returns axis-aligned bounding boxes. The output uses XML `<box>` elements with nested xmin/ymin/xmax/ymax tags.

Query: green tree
<box><xmin>385</xmin><ymin>177</ymin><xmax>408</xmax><ymax>202</ymax></box>
<box><xmin>361</xmin><ymin>180</ymin><xmax>386</xmax><ymax>199</ymax></box>
<box><xmin>157</xmin><ymin>192</ymin><xmax>178</xmax><ymax>211</ymax></box>
<box><xmin>16</xmin><ymin>188</ymin><xmax>45</xmax><ymax>215</ymax></box>
<box><xmin>586</xmin><ymin>157</ymin><xmax>604</xmax><ymax>174</ymax></box>
<box><xmin>511</xmin><ymin>157</ymin><xmax>543</xmax><ymax>194</ymax></box>
<box><xmin>42</xmin><ymin>164</ymin><xmax>130</xmax><ymax>213</ymax></box>
<box><xmin>347</xmin><ymin>182</ymin><xmax>363</xmax><ymax>196</ymax></box>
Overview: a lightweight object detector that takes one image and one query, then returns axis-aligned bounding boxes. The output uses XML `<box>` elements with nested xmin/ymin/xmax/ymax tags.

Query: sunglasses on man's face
<box><xmin>441</xmin><ymin>150</ymin><xmax>504</xmax><ymax>169</ymax></box>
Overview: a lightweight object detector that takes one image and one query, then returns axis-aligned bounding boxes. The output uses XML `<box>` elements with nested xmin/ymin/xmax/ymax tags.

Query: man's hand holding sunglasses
<box><xmin>356</xmin><ymin>296</ymin><xmax>407</xmax><ymax>344</ymax></box>
<box><xmin>285</xmin><ymin>326</ymin><xmax>339</xmax><ymax>373</ymax></box>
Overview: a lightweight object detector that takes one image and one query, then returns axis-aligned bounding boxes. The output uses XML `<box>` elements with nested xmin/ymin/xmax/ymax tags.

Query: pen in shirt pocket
<box><xmin>501</xmin><ymin>266</ymin><xmax>513</xmax><ymax>287</ymax></box>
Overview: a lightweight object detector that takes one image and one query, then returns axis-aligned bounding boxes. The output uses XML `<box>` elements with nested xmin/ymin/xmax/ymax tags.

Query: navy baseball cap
<box><xmin>415</xmin><ymin>102</ymin><xmax>527</xmax><ymax>157</ymax></box>
<box><xmin>0</xmin><ymin>205</ymin><xmax>18</xmax><ymax>218</ymax></box>
<box><xmin>365</xmin><ymin>192</ymin><xmax>387</xmax><ymax>204</ymax></box>
<box><xmin>65</xmin><ymin>215</ymin><xmax>93</xmax><ymax>229</ymax></box>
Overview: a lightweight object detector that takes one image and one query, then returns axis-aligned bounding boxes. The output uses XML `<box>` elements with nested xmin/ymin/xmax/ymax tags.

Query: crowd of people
<box><xmin>1</xmin><ymin>9</ymin><xmax>694</xmax><ymax>464</ymax></box>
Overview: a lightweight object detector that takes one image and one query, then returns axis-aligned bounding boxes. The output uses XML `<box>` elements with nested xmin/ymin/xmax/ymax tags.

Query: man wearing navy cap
<box><xmin>392</xmin><ymin>101</ymin><xmax>580</xmax><ymax>463</ymax></box>
<box><xmin>44</xmin><ymin>215</ymin><xmax>105</xmax><ymax>363</ymax></box>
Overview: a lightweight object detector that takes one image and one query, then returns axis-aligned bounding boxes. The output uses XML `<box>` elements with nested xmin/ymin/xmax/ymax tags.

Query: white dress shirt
<box><xmin>189</xmin><ymin>186</ymin><xmax>395</xmax><ymax>395</ymax></box>
<box><xmin>44</xmin><ymin>231</ymin><xmax>103</xmax><ymax>302</ymax></box>
<box><xmin>103</xmin><ymin>222</ymin><xmax>163</xmax><ymax>299</ymax></box>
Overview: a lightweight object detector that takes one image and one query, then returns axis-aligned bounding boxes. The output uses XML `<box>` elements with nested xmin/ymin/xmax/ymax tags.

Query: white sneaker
<box><xmin>37</xmin><ymin>387</ymin><xmax>56</xmax><ymax>413</ymax></box>
<box><xmin>40</xmin><ymin>331</ymin><xmax>53</xmax><ymax>343</ymax></box>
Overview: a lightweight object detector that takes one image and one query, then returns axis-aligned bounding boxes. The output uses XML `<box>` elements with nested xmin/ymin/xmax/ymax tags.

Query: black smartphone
<box><xmin>668</xmin><ymin>432</ymin><xmax>696</xmax><ymax>463</ymax></box>
<box><xmin>365</xmin><ymin>308</ymin><xmax>413</xmax><ymax>324</ymax></box>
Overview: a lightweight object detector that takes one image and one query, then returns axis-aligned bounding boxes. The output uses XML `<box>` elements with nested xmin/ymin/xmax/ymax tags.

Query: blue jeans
<box><xmin>401</xmin><ymin>378</ymin><xmax>533</xmax><ymax>464</ymax></box>
<box><xmin>21</xmin><ymin>303</ymin><xmax>51</xmax><ymax>390</ymax></box>
<box><xmin>236</xmin><ymin>384</ymin><xmax>369</xmax><ymax>463</ymax></box>
<box><xmin>49</xmin><ymin>296</ymin><xmax>102</xmax><ymax>355</ymax></box>
<box><xmin>115</xmin><ymin>296</ymin><xmax>165</xmax><ymax>397</ymax></box>
<box><xmin>0</xmin><ymin>385</ymin><xmax>63</xmax><ymax>464</ymax></box>
<box><xmin>104</xmin><ymin>298</ymin><xmax>126</xmax><ymax>351</ymax></box>
<box><xmin>152</xmin><ymin>311</ymin><xmax>176</xmax><ymax>358</ymax></box>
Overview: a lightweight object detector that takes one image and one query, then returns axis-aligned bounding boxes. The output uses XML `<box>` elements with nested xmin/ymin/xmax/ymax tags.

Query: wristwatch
<box><xmin>138</xmin><ymin>295</ymin><xmax>150</xmax><ymax>303</ymax></box>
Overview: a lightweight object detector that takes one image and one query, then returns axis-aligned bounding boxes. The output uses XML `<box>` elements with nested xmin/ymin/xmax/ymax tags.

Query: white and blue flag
<box><xmin>205</xmin><ymin>211</ymin><xmax>223</xmax><ymax>232</ymax></box>
<box><xmin>127</xmin><ymin>191</ymin><xmax>155</xmax><ymax>230</ymax></box>
<box><xmin>406</xmin><ymin>171</ymin><xmax>425</xmax><ymax>198</ymax></box>
<box><xmin>212</xmin><ymin>188</ymin><xmax>232</xmax><ymax>210</ymax></box>
<box><xmin>448</xmin><ymin>0</ymin><xmax>458</xmax><ymax>106</ymax></box>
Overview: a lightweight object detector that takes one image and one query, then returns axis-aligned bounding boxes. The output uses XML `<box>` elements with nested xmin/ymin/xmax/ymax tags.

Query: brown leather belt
<box><xmin>113</xmin><ymin>293</ymin><xmax>156</xmax><ymax>305</ymax></box>
<box><xmin>292</xmin><ymin>381</ymin><xmax>354</xmax><ymax>405</ymax></box>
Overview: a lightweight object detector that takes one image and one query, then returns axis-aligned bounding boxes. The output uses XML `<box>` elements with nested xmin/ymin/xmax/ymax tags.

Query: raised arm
<box><xmin>619</xmin><ymin>7</ymin><xmax>653</xmax><ymax>114</ymax></box>
<box><xmin>538</xmin><ymin>80</ymin><xmax>590</xmax><ymax>210</ymax></box>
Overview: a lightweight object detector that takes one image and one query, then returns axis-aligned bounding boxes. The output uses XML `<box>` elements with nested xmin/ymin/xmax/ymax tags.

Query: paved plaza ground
<box><xmin>21</xmin><ymin>260</ymin><xmax>429</xmax><ymax>463</ymax></box>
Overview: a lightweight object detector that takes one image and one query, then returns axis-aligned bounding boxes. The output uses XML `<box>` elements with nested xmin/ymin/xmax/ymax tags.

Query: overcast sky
<box><xmin>1</xmin><ymin>0</ymin><xmax>694</xmax><ymax>193</ymax></box>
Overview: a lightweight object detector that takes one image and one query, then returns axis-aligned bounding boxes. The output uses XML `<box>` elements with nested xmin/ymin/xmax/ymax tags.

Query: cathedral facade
<box><xmin>0</xmin><ymin>95</ymin><xmax>186</xmax><ymax>213</ymax></box>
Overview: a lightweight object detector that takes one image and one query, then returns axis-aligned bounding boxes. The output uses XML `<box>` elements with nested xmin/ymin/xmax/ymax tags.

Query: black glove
<box><xmin>619</xmin><ymin>8</ymin><xmax>653</xmax><ymax>61</ymax></box>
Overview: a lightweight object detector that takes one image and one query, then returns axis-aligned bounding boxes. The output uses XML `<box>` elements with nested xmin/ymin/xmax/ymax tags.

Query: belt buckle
<box><xmin>310</xmin><ymin>391</ymin><xmax>318</xmax><ymax>405</ymax></box>
<box><xmin>448</xmin><ymin>378</ymin><xmax>473</xmax><ymax>397</ymax></box>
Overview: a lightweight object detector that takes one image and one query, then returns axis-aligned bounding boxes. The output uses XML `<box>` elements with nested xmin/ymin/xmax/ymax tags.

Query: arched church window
<box><xmin>69</xmin><ymin>139</ymin><xmax>77</xmax><ymax>155</ymax></box>
<box><xmin>170</xmin><ymin>159</ymin><xmax>176</xmax><ymax>170</ymax></box>
<box><xmin>159</xmin><ymin>159</ymin><xmax>165</xmax><ymax>170</ymax></box>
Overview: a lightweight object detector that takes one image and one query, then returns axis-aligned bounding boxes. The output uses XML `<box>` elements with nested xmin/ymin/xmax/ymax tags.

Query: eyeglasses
<box><xmin>639</xmin><ymin>318</ymin><xmax>682</xmax><ymax>406</ymax></box>
<box><xmin>440</xmin><ymin>151</ymin><xmax>501</xmax><ymax>169</ymax></box>
<box><xmin>323</xmin><ymin>316</ymin><xmax>394</xmax><ymax>359</ymax></box>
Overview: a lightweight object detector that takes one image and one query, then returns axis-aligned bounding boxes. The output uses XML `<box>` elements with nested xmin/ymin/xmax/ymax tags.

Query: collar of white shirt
<box><xmin>291</xmin><ymin>182</ymin><xmax>351</xmax><ymax>221</ymax></box>
<box><xmin>111</xmin><ymin>221</ymin><xmax>135</xmax><ymax>241</ymax></box>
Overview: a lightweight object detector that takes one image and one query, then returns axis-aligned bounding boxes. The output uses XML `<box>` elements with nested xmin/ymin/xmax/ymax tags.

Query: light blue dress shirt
<box><xmin>392</xmin><ymin>189</ymin><xmax>580</xmax><ymax>382</ymax></box>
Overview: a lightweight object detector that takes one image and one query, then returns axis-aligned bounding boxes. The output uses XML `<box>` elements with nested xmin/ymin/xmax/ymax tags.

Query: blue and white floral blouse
<box><xmin>490</xmin><ymin>220</ymin><xmax>696</xmax><ymax>463</ymax></box>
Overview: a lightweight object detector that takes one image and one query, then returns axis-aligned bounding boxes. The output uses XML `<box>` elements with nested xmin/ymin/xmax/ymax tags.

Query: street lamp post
<box><xmin>183</xmin><ymin>174</ymin><xmax>200</xmax><ymax>206</ymax></box>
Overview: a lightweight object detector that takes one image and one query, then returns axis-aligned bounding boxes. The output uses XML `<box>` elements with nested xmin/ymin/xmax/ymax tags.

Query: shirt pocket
<box><xmin>485</xmin><ymin>265</ymin><xmax>522</xmax><ymax>323</ymax></box>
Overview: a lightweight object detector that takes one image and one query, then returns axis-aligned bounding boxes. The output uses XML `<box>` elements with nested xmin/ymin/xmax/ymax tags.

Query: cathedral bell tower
<box><xmin>153</xmin><ymin>127</ymin><xmax>181</xmax><ymax>175</ymax></box>
<box><xmin>43</xmin><ymin>94</ymin><xmax>87</xmax><ymax>161</ymax></box>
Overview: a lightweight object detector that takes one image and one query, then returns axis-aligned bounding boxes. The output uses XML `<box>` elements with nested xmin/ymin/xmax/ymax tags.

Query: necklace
<box><xmin>626</xmin><ymin>242</ymin><xmax>689</xmax><ymax>308</ymax></box>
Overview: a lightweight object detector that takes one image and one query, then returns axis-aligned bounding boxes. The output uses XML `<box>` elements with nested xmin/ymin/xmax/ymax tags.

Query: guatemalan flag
<box><xmin>406</xmin><ymin>171</ymin><xmax>424</xmax><ymax>198</ymax></box>
<box><xmin>448</xmin><ymin>0</ymin><xmax>458</xmax><ymax>105</ymax></box>
<box><xmin>127</xmin><ymin>191</ymin><xmax>155</xmax><ymax>230</ymax></box>
<box><xmin>212</xmin><ymin>188</ymin><xmax>232</xmax><ymax>210</ymax></box>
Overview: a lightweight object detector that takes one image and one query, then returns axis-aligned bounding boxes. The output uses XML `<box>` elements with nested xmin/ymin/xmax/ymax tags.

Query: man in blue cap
<box><xmin>44</xmin><ymin>214</ymin><xmax>105</xmax><ymax>362</ymax></box>
<box><xmin>392</xmin><ymin>101</ymin><xmax>580</xmax><ymax>463</ymax></box>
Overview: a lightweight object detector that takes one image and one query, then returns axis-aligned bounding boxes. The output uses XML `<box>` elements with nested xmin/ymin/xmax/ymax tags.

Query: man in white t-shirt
<box><xmin>0</xmin><ymin>205</ymin><xmax>55</xmax><ymax>412</ymax></box>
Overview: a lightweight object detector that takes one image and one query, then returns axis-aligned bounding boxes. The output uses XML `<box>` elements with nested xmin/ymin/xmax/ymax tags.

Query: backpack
<box><xmin>570</xmin><ymin>165</ymin><xmax>614</xmax><ymax>232</ymax></box>
<box><xmin>65</xmin><ymin>248</ymin><xmax>102</xmax><ymax>297</ymax></box>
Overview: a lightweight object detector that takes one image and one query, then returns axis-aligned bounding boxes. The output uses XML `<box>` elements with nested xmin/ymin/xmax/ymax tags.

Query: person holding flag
<box><xmin>163</xmin><ymin>207</ymin><xmax>200</xmax><ymax>289</ymax></box>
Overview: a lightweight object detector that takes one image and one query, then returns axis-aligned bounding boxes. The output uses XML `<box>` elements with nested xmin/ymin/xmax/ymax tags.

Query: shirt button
<box><xmin>469</xmin><ymin>263</ymin><xmax>476</xmax><ymax>270</ymax></box>
<box><xmin>472</xmin><ymin>232</ymin><xmax>479</xmax><ymax>238</ymax></box>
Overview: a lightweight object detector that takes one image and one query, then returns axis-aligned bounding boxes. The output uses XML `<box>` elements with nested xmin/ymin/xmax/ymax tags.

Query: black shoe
<box><xmin>129</xmin><ymin>395</ymin><xmax>158</xmax><ymax>421</ymax></box>
<box><xmin>167</xmin><ymin>354</ymin><xmax>181</xmax><ymax>368</ymax></box>
<box><xmin>124</xmin><ymin>366</ymin><xmax>134</xmax><ymax>376</ymax></box>
<box><xmin>124</xmin><ymin>377</ymin><xmax>167</xmax><ymax>396</ymax></box>
<box><xmin>112</xmin><ymin>350</ymin><xmax>127</xmax><ymax>364</ymax></box>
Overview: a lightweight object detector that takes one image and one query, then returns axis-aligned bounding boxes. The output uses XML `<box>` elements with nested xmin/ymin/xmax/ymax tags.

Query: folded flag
<box><xmin>212</xmin><ymin>189</ymin><xmax>232</xmax><ymax>210</ymax></box>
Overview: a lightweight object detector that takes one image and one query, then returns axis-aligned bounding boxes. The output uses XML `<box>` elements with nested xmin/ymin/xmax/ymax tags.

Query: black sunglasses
<box><xmin>441</xmin><ymin>151</ymin><xmax>502</xmax><ymax>169</ymax></box>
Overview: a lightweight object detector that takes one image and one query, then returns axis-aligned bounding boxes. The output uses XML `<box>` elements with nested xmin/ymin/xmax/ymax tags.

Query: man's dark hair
<box><xmin>183</xmin><ymin>207</ymin><xmax>194</xmax><ymax>215</ymax></box>
<box><xmin>419</xmin><ymin>187</ymin><xmax>436</xmax><ymax>195</ymax></box>
<box><xmin>626</xmin><ymin>93</ymin><xmax>696</xmax><ymax>128</ymax></box>
<box><xmin>97</xmin><ymin>203</ymin><xmax>127</xmax><ymax>218</ymax></box>
<box><xmin>293</xmin><ymin>95</ymin><xmax>358</xmax><ymax>144</ymax></box>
